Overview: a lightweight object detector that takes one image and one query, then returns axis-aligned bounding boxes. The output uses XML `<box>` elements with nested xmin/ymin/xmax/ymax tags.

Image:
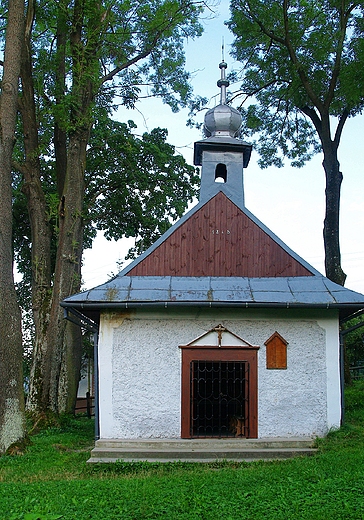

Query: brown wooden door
<box><xmin>180</xmin><ymin>346</ymin><xmax>258</xmax><ymax>438</ymax></box>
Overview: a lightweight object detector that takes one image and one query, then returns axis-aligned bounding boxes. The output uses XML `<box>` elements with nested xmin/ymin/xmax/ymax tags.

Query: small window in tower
<box><xmin>265</xmin><ymin>332</ymin><xmax>288</xmax><ymax>369</ymax></box>
<box><xmin>215</xmin><ymin>163</ymin><xmax>227</xmax><ymax>183</ymax></box>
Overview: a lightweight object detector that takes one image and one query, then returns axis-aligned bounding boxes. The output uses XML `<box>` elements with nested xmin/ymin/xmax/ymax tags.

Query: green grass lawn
<box><xmin>1</xmin><ymin>382</ymin><xmax>364</xmax><ymax>520</ymax></box>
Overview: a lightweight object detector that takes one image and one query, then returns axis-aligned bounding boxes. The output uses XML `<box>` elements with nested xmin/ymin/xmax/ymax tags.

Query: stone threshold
<box><xmin>88</xmin><ymin>437</ymin><xmax>317</xmax><ymax>463</ymax></box>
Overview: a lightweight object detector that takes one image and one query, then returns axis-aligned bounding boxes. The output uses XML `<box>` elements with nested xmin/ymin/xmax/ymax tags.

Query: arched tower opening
<box><xmin>215</xmin><ymin>163</ymin><xmax>227</xmax><ymax>183</ymax></box>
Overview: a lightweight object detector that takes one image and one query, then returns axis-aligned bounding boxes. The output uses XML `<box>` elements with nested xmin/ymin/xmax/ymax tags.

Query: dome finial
<box><xmin>217</xmin><ymin>38</ymin><xmax>229</xmax><ymax>104</ymax></box>
<box><xmin>217</xmin><ymin>60</ymin><xmax>229</xmax><ymax>105</ymax></box>
<box><xmin>203</xmin><ymin>58</ymin><xmax>242</xmax><ymax>139</ymax></box>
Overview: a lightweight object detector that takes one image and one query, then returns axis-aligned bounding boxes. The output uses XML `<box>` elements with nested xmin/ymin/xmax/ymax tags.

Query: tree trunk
<box><xmin>321</xmin><ymin>143</ymin><xmax>346</xmax><ymax>286</ymax></box>
<box><xmin>34</xmin><ymin>132</ymin><xmax>86</xmax><ymax>413</ymax></box>
<box><xmin>20</xmin><ymin>0</ymin><xmax>53</xmax><ymax>413</ymax></box>
<box><xmin>0</xmin><ymin>0</ymin><xmax>26</xmax><ymax>453</ymax></box>
<box><xmin>305</xmin><ymin>108</ymin><xmax>347</xmax><ymax>287</ymax></box>
<box><xmin>26</xmin><ymin>1</ymin><xmax>86</xmax><ymax>414</ymax></box>
<box><xmin>38</xmin><ymin>0</ymin><xmax>95</xmax><ymax>413</ymax></box>
<box><xmin>54</xmin><ymin>0</ymin><xmax>68</xmax><ymax>198</ymax></box>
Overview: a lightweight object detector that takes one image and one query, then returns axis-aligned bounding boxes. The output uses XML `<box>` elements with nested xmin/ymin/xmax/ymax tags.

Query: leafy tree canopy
<box><xmin>227</xmin><ymin>0</ymin><xmax>364</xmax><ymax>285</ymax></box>
<box><xmin>26</xmin><ymin>0</ymin><xmax>204</xmax><ymax>121</ymax></box>
<box><xmin>228</xmin><ymin>0</ymin><xmax>364</xmax><ymax>168</ymax></box>
<box><xmin>13</xmin><ymin>116</ymin><xmax>199</xmax><ymax>305</ymax></box>
<box><xmin>86</xmin><ymin>118</ymin><xmax>199</xmax><ymax>258</ymax></box>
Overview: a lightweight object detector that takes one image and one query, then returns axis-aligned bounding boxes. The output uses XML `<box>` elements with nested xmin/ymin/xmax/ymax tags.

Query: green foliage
<box><xmin>9</xmin><ymin>0</ymin><xmax>203</xmax><ymax>301</ymax></box>
<box><xmin>22</xmin><ymin>0</ymin><xmax>204</xmax><ymax>132</ymax></box>
<box><xmin>1</xmin><ymin>384</ymin><xmax>364</xmax><ymax>519</ymax></box>
<box><xmin>13</xmin><ymin>116</ymin><xmax>199</xmax><ymax>304</ymax></box>
<box><xmin>239</xmin><ymin>102</ymin><xmax>322</xmax><ymax>169</ymax></box>
<box><xmin>228</xmin><ymin>0</ymin><xmax>364</xmax><ymax>167</ymax></box>
<box><xmin>85</xmin><ymin>117</ymin><xmax>200</xmax><ymax>256</ymax></box>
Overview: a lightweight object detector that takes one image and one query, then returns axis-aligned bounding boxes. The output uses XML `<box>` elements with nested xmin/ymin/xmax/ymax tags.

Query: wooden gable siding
<box><xmin>128</xmin><ymin>192</ymin><xmax>313</xmax><ymax>277</ymax></box>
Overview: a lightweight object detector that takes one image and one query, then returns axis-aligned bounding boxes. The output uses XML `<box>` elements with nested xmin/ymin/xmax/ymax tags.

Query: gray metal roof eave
<box><xmin>61</xmin><ymin>299</ymin><xmax>364</xmax><ymax>312</ymax></box>
<box><xmin>63</xmin><ymin>275</ymin><xmax>364</xmax><ymax>308</ymax></box>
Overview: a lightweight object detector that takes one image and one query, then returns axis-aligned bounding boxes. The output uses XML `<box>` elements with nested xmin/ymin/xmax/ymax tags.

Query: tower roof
<box><xmin>203</xmin><ymin>61</ymin><xmax>243</xmax><ymax>139</ymax></box>
<box><xmin>194</xmin><ymin>61</ymin><xmax>251</xmax><ymax>168</ymax></box>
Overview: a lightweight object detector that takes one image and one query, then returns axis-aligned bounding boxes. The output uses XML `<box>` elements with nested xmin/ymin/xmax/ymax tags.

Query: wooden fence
<box><xmin>75</xmin><ymin>391</ymin><xmax>95</xmax><ymax>418</ymax></box>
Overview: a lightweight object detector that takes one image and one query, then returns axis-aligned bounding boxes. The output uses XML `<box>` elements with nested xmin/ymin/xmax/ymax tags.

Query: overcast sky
<box><xmin>82</xmin><ymin>2</ymin><xmax>364</xmax><ymax>294</ymax></box>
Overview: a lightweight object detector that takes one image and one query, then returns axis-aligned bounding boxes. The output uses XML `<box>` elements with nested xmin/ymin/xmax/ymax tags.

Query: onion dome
<box><xmin>204</xmin><ymin>61</ymin><xmax>242</xmax><ymax>139</ymax></box>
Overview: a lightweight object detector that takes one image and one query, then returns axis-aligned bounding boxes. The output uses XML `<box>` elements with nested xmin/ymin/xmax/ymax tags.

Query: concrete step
<box><xmin>88</xmin><ymin>438</ymin><xmax>317</xmax><ymax>463</ymax></box>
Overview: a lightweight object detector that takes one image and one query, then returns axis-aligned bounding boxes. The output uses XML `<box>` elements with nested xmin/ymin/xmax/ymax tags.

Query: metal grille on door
<box><xmin>190</xmin><ymin>360</ymin><xmax>249</xmax><ymax>438</ymax></box>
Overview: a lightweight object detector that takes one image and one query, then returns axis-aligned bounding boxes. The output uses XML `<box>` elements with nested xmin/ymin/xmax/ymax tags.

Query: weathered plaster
<box><xmin>98</xmin><ymin>311</ymin><xmax>133</xmax><ymax>439</ymax></box>
<box><xmin>257</xmin><ymin>319</ymin><xmax>327</xmax><ymax>437</ymax></box>
<box><xmin>97</xmin><ymin>308</ymin><xmax>340</xmax><ymax>439</ymax></box>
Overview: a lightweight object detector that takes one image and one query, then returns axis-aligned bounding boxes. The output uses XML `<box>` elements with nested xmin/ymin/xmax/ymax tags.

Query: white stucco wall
<box><xmin>97</xmin><ymin>308</ymin><xmax>341</xmax><ymax>439</ymax></box>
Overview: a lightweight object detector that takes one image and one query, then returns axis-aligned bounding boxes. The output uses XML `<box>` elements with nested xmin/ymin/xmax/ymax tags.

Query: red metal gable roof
<box><xmin>127</xmin><ymin>192</ymin><xmax>313</xmax><ymax>278</ymax></box>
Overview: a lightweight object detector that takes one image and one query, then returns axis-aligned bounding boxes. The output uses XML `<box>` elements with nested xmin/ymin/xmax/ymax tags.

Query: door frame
<box><xmin>180</xmin><ymin>344</ymin><xmax>259</xmax><ymax>438</ymax></box>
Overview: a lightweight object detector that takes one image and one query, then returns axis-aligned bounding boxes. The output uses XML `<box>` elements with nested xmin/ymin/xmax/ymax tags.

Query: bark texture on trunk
<box><xmin>303</xmin><ymin>107</ymin><xmax>347</xmax><ymax>286</ymax></box>
<box><xmin>44</xmin><ymin>133</ymin><xmax>85</xmax><ymax>413</ymax></box>
<box><xmin>0</xmin><ymin>0</ymin><xmax>26</xmax><ymax>453</ymax></box>
<box><xmin>20</xmin><ymin>1</ymin><xmax>53</xmax><ymax>413</ymax></box>
<box><xmin>319</xmin><ymin>123</ymin><xmax>346</xmax><ymax>286</ymax></box>
<box><xmin>27</xmin><ymin>133</ymin><xmax>85</xmax><ymax>414</ymax></box>
<box><xmin>322</xmin><ymin>152</ymin><xmax>346</xmax><ymax>286</ymax></box>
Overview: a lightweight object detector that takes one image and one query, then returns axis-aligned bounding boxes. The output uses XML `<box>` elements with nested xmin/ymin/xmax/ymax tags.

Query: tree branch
<box><xmin>229</xmin><ymin>79</ymin><xmax>286</xmax><ymax>106</ymax></box>
<box><xmin>333</xmin><ymin>108</ymin><xmax>349</xmax><ymax>149</ymax></box>
<box><xmin>101</xmin><ymin>1</ymin><xmax>195</xmax><ymax>84</ymax></box>
<box><xmin>282</xmin><ymin>0</ymin><xmax>325</xmax><ymax>114</ymax></box>
<box><xmin>101</xmin><ymin>46</ymin><xmax>155</xmax><ymax>84</ymax></box>
<box><xmin>245</xmin><ymin>0</ymin><xmax>286</xmax><ymax>45</ymax></box>
<box><xmin>300</xmin><ymin>105</ymin><xmax>322</xmax><ymax>136</ymax></box>
<box><xmin>12</xmin><ymin>159</ymin><xmax>28</xmax><ymax>177</ymax></box>
<box><xmin>325</xmin><ymin>3</ymin><xmax>349</xmax><ymax>109</ymax></box>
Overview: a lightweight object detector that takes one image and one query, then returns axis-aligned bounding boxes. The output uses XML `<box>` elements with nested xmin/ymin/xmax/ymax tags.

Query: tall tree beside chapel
<box><xmin>228</xmin><ymin>0</ymin><xmax>364</xmax><ymax>285</ymax></box>
<box><xmin>13</xmin><ymin>0</ymin><xmax>204</xmax><ymax>415</ymax></box>
<box><xmin>0</xmin><ymin>0</ymin><xmax>26</xmax><ymax>453</ymax></box>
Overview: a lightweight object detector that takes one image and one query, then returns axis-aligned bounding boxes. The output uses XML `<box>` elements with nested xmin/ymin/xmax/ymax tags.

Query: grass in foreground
<box><xmin>0</xmin><ymin>382</ymin><xmax>364</xmax><ymax>520</ymax></box>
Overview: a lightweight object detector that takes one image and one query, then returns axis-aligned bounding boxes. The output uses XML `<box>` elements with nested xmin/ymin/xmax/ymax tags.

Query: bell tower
<box><xmin>194</xmin><ymin>61</ymin><xmax>252</xmax><ymax>207</ymax></box>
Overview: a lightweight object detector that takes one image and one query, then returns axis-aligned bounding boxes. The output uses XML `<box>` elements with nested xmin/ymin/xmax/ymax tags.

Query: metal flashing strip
<box><xmin>63</xmin><ymin>275</ymin><xmax>364</xmax><ymax>308</ymax></box>
<box><xmin>61</xmin><ymin>300</ymin><xmax>362</xmax><ymax>311</ymax></box>
<box><xmin>194</xmin><ymin>138</ymin><xmax>252</xmax><ymax>167</ymax></box>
